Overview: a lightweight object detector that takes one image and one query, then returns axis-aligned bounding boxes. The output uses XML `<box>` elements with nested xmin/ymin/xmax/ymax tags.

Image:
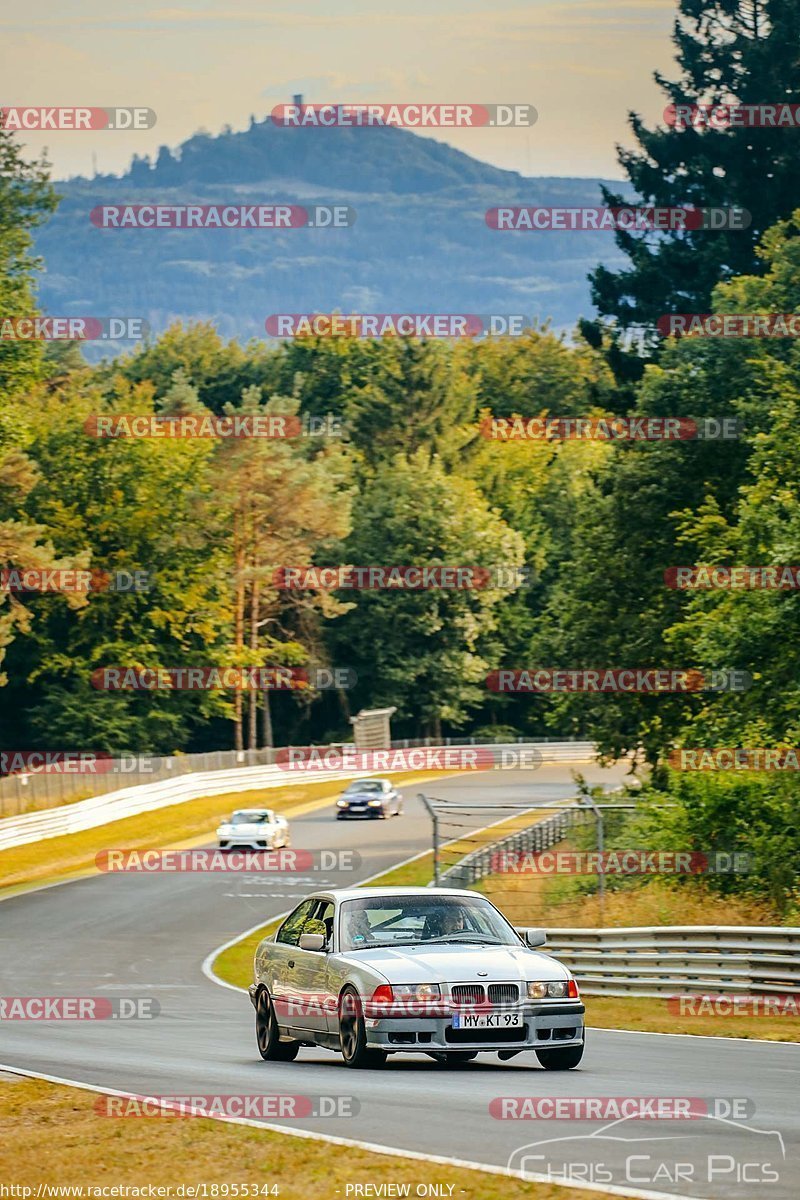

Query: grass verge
<box><xmin>582</xmin><ymin>995</ymin><xmax>799</xmax><ymax>1042</ymax></box>
<box><xmin>214</xmin><ymin>852</ymin><xmax>800</xmax><ymax>1042</ymax></box>
<box><xmin>0</xmin><ymin>1074</ymin><xmax>618</xmax><ymax>1200</ymax></box>
<box><xmin>0</xmin><ymin>770</ymin><xmax>450</xmax><ymax>894</ymax></box>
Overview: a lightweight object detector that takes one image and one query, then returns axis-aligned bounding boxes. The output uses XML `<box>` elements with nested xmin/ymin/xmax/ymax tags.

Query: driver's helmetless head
<box><xmin>439</xmin><ymin>908</ymin><xmax>465</xmax><ymax>933</ymax></box>
<box><xmin>347</xmin><ymin>910</ymin><xmax>373</xmax><ymax>941</ymax></box>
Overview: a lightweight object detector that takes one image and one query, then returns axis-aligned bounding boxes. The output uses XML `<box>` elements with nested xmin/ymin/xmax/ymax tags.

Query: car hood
<box><xmin>338</xmin><ymin>944</ymin><xmax>567</xmax><ymax>984</ymax></box>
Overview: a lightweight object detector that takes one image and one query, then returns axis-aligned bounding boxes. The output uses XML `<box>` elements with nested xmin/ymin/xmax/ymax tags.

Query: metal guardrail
<box><xmin>435</xmin><ymin>806</ymin><xmax>799</xmax><ymax>999</ymax></box>
<box><xmin>0</xmin><ymin>763</ymin><xmax>373</xmax><ymax>852</ymax></box>
<box><xmin>0</xmin><ymin>748</ymin><xmax>282</xmax><ymax>817</ymax></box>
<box><xmin>545</xmin><ymin>926</ymin><xmax>800</xmax><ymax>998</ymax></box>
<box><xmin>0</xmin><ymin>740</ymin><xmax>597</xmax><ymax>852</ymax></box>
<box><xmin>0</xmin><ymin>738</ymin><xmax>597</xmax><ymax>817</ymax></box>
<box><xmin>439</xmin><ymin>805</ymin><xmax>590</xmax><ymax>888</ymax></box>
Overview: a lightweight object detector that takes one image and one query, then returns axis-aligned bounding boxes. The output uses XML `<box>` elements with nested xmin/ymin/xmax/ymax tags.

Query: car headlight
<box><xmin>392</xmin><ymin>984</ymin><xmax>441</xmax><ymax>998</ymax></box>
<box><xmin>336</xmin><ymin>799</ymin><xmax>348</xmax><ymax>807</ymax></box>
<box><xmin>527</xmin><ymin>980</ymin><xmax>569</xmax><ymax>999</ymax></box>
<box><xmin>367</xmin><ymin>798</ymin><xmax>383</xmax><ymax>806</ymax></box>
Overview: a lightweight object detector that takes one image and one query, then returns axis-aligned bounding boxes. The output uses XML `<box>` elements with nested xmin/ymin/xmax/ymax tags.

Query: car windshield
<box><xmin>230</xmin><ymin>810</ymin><xmax>269</xmax><ymax>824</ymax></box>
<box><xmin>344</xmin><ymin>782</ymin><xmax>383</xmax><ymax>794</ymax></box>
<box><xmin>339</xmin><ymin>895</ymin><xmax>521</xmax><ymax>951</ymax></box>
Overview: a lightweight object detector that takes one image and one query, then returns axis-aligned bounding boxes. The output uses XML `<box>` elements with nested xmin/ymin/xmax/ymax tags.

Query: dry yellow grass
<box><xmin>0</xmin><ymin>769</ymin><xmax>453</xmax><ymax>893</ymax></box>
<box><xmin>477</xmin><ymin>870</ymin><xmax>780</xmax><ymax>928</ymax></box>
<box><xmin>215</xmin><ymin>862</ymin><xmax>799</xmax><ymax>1043</ymax></box>
<box><xmin>0</xmin><ymin>1075</ymin><xmax>618</xmax><ymax>1200</ymax></box>
<box><xmin>585</xmin><ymin>994</ymin><xmax>799</xmax><ymax>1042</ymax></box>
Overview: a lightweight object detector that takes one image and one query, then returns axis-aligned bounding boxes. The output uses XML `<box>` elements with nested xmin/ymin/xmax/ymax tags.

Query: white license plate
<box><xmin>451</xmin><ymin>1011</ymin><xmax>522</xmax><ymax>1029</ymax></box>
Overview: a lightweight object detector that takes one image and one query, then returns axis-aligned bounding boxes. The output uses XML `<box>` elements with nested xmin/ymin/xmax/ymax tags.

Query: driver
<box><xmin>345</xmin><ymin>909</ymin><xmax>375</xmax><ymax>946</ymax></box>
<box><xmin>428</xmin><ymin>906</ymin><xmax>466</xmax><ymax>937</ymax></box>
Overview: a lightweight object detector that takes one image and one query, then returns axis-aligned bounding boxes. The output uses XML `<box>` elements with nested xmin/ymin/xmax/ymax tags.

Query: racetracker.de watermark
<box><xmin>0</xmin><ymin>997</ymin><xmax>159</xmax><ymax>1019</ymax></box>
<box><xmin>489</xmin><ymin>850</ymin><xmax>751</xmax><ymax>875</ymax></box>
<box><xmin>275</xmin><ymin>746</ymin><xmax>543</xmax><ymax>771</ymax></box>
<box><xmin>658</xmin><ymin>313</ymin><xmax>800</xmax><ymax>337</ymax></box>
<box><xmin>486</xmin><ymin>206</ymin><xmax>750</xmax><ymax>231</ymax></box>
<box><xmin>270</xmin><ymin>102</ymin><xmax>537</xmax><ymax>127</ymax></box>
<box><xmin>94</xmin><ymin>1094</ymin><xmax>358</xmax><ymax>1118</ymax></box>
<box><xmin>0</xmin><ymin>106</ymin><xmax>156</xmax><ymax>130</ymax></box>
<box><xmin>665</xmin><ymin>102</ymin><xmax>800</xmax><ymax>129</ymax></box>
<box><xmin>83</xmin><ymin>414</ymin><xmax>342</xmax><ymax>439</ymax></box>
<box><xmin>669</xmin><ymin>747</ymin><xmax>800</xmax><ymax>771</ymax></box>
<box><xmin>265</xmin><ymin>314</ymin><xmax>531</xmax><ymax>338</ymax></box>
<box><xmin>486</xmin><ymin>668</ymin><xmax>752</xmax><ymax>693</ymax></box>
<box><xmin>491</xmin><ymin>1097</ymin><xmax>755</xmax><ymax>1120</ymax></box>
<box><xmin>95</xmin><ymin>849</ymin><xmax>360</xmax><ymax>872</ymax></box>
<box><xmin>90</xmin><ymin>204</ymin><xmax>355</xmax><ymax>229</ymax></box>
<box><xmin>665</xmin><ymin>565</ymin><xmax>800</xmax><ymax>589</ymax></box>
<box><xmin>0</xmin><ymin>317</ymin><xmax>147</xmax><ymax>340</ymax></box>
<box><xmin>273</xmin><ymin>565</ymin><xmax>529</xmax><ymax>590</ymax></box>
<box><xmin>667</xmin><ymin>994</ymin><xmax>799</xmax><ymax>1017</ymax></box>
<box><xmin>1</xmin><ymin>568</ymin><xmax>151</xmax><ymax>593</ymax></box>
<box><xmin>1</xmin><ymin>752</ymin><xmax>163</xmax><ymax>776</ymax></box>
<box><xmin>482</xmin><ymin>416</ymin><xmax>740</xmax><ymax>441</ymax></box>
<box><xmin>89</xmin><ymin>666</ymin><xmax>356</xmax><ymax>690</ymax></box>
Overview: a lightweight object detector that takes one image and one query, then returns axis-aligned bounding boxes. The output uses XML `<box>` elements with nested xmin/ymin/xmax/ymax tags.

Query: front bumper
<box><xmin>363</xmin><ymin>1003</ymin><xmax>585</xmax><ymax>1053</ymax></box>
<box><xmin>336</xmin><ymin>807</ymin><xmax>383</xmax><ymax>818</ymax></box>
<box><xmin>219</xmin><ymin>837</ymin><xmax>274</xmax><ymax>849</ymax></box>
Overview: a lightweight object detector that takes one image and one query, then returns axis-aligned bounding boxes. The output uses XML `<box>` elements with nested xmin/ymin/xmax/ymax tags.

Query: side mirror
<box><xmin>299</xmin><ymin>932</ymin><xmax>326</xmax><ymax>952</ymax></box>
<box><xmin>519</xmin><ymin>928</ymin><xmax>547</xmax><ymax>948</ymax></box>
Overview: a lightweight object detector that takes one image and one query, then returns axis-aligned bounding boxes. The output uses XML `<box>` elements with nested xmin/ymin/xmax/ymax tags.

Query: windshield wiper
<box><xmin>345</xmin><ymin>940</ymin><xmax>416</xmax><ymax>951</ymax></box>
<box><xmin>424</xmin><ymin>935</ymin><xmax>502</xmax><ymax>945</ymax></box>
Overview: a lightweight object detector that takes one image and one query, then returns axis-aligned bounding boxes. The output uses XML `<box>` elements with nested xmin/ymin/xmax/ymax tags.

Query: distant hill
<box><xmin>34</xmin><ymin>118</ymin><xmax>630</xmax><ymax>355</ymax></box>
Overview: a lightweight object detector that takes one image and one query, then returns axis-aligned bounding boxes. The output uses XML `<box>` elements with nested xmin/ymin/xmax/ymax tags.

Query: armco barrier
<box><xmin>439</xmin><ymin>804</ymin><xmax>590</xmax><ymax>888</ymax></box>
<box><xmin>0</xmin><ymin>764</ymin><xmax>369</xmax><ymax>853</ymax></box>
<box><xmin>544</xmin><ymin>926</ymin><xmax>800</xmax><ymax>998</ymax></box>
<box><xmin>436</xmin><ymin>801</ymin><xmax>799</xmax><ymax>999</ymax></box>
<box><xmin>0</xmin><ymin>738</ymin><xmax>596</xmax><ymax>817</ymax></box>
<box><xmin>0</xmin><ymin>741</ymin><xmax>596</xmax><ymax>852</ymax></box>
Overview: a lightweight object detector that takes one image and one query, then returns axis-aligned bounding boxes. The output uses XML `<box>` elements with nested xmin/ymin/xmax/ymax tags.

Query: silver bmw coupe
<box><xmin>249</xmin><ymin>886</ymin><xmax>585</xmax><ymax>1069</ymax></box>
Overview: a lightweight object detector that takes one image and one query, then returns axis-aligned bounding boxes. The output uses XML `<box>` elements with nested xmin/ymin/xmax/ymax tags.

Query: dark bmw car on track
<box><xmin>335</xmin><ymin>778</ymin><xmax>403</xmax><ymax>819</ymax></box>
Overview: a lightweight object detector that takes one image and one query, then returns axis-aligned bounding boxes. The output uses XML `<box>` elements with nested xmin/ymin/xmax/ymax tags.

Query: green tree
<box><xmin>343</xmin><ymin>338</ymin><xmax>477</xmax><ymax>469</ymax></box>
<box><xmin>5</xmin><ymin>373</ymin><xmax>234</xmax><ymax>751</ymax></box>
<box><xmin>213</xmin><ymin>385</ymin><xmax>352</xmax><ymax>749</ymax></box>
<box><xmin>591</xmin><ymin>0</ymin><xmax>800</xmax><ymax>330</ymax></box>
<box><xmin>0</xmin><ymin>128</ymin><xmax>69</xmax><ymax>691</ymax></box>
<box><xmin>328</xmin><ymin>451</ymin><xmax>524</xmax><ymax>737</ymax></box>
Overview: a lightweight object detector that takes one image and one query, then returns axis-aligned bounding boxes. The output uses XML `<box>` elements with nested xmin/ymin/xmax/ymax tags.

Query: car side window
<box><xmin>276</xmin><ymin>899</ymin><xmax>315</xmax><ymax>946</ymax></box>
<box><xmin>305</xmin><ymin>900</ymin><xmax>335</xmax><ymax>947</ymax></box>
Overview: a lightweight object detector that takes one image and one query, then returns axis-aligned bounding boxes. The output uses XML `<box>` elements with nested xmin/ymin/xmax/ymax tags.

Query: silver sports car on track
<box><xmin>249</xmin><ymin>886</ymin><xmax>585</xmax><ymax>1069</ymax></box>
<box><xmin>217</xmin><ymin>808</ymin><xmax>290</xmax><ymax>850</ymax></box>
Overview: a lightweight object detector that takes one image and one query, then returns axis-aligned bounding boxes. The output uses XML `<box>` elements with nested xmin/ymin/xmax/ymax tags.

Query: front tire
<box><xmin>339</xmin><ymin>988</ymin><xmax>387</xmax><ymax>1069</ymax></box>
<box><xmin>255</xmin><ymin>989</ymin><xmax>300</xmax><ymax>1062</ymax></box>
<box><xmin>535</xmin><ymin>1038</ymin><xmax>584</xmax><ymax>1070</ymax></box>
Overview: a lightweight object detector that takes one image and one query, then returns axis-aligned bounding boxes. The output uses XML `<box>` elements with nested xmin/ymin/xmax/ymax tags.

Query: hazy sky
<box><xmin>3</xmin><ymin>0</ymin><xmax>678</xmax><ymax>181</ymax></box>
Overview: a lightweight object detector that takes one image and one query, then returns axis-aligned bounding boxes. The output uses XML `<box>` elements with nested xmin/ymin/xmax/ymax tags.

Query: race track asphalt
<box><xmin>1</xmin><ymin>762</ymin><xmax>797</xmax><ymax>1200</ymax></box>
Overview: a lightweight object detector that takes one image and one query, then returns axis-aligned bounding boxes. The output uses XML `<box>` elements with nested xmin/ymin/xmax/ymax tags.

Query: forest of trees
<box><xmin>2</xmin><ymin>0</ymin><xmax>800</xmax><ymax>911</ymax></box>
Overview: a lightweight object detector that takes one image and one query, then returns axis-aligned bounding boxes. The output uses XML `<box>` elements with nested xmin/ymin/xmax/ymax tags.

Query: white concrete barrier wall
<box><xmin>0</xmin><ymin>741</ymin><xmax>596</xmax><ymax>851</ymax></box>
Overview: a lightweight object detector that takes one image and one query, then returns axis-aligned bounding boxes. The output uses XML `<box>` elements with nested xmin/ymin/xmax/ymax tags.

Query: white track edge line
<box><xmin>201</xmin><ymin>844</ymin><xmax>437</xmax><ymax>993</ymax></box>
<box><xmin>0</xmin><ymin>1063</ymin><xmax>707</xmax><ymax>1200</ymax></box>
<box><xmin>588</xmin><ymin>1026</ymin><xmax>800</xmax><ymax>1046</ymax></box>
<box><xmin>202</xmin><ymin>817</ymin><xmax>798</xmax><ymax>1047</ymax></box>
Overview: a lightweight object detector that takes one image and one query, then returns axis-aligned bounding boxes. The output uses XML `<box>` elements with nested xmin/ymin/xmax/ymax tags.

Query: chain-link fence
<box><xmin>0</xmin><ymin>737</ymin><xmax>595</xmax><ymax>819</ymax></box>
<box><xmin>422</xmin><ymin>793</ymin><xmax>644</xmax><ymax>927</ymax></box>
